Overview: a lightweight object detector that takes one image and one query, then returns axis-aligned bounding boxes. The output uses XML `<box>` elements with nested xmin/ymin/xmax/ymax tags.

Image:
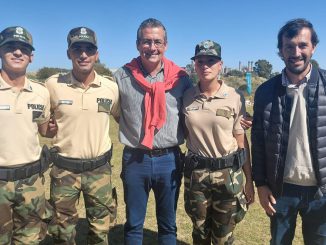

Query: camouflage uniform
<box><xmin>184</xmin><ymin>167</ymin><xmax>247</xmax><ymax>245</ymax></box>
<box><xmin>46</xmin><ymin>27</ymin><xmax>119</xmax><ymax>245</ymax></box>
<box><xmin>183</xmin><ymin>40</ymin><xmax>250</xmax><ymax>245</ymax></box>
<box><xmin>49</xmin><ymin>164</ymin><xmax>116</xmax><ymax>245</ymax></box>
<box><xmin>0</xmin><ymin>174</ymin><xmax>49</xmax><ymax>245</ymax></box>
<box><xmin>0</xmin><ymin>26</ymin><xmax>51</xmax><ymax>245</ymax></box>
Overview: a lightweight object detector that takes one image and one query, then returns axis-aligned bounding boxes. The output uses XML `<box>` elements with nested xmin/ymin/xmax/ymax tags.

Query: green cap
<box><xmin>191</xmin><ymin>40</ymin><xmax>221</xmax><ymax>60</ymax></box>
<box><xmin>0</xmin><ymin>26</ymin><xmax>34</xmax><ymax>50</ymax></box>
<box><xmin>67</xmin><ymin>27</ymin><xmax>97</xmax><ymax>48</ymax></box>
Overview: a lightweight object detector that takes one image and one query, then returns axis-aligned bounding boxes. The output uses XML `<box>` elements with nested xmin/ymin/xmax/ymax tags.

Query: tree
<box><xmin>36</xmin><ymin>67</ymin><xmax>69</xmax><ymax>81</ymax></box>
<box><xmin>94</xmin><ymin>62</ymin><xmax>113</xmax><ymax>78</ymax></box>
<box><xmin>253</xmin><ymin>59</ymin><xmax>273</xmax><ymax>79</ymax></box>
<box><xmin>185</xmin><ymin>63</ymin><xmax>195</xmax><ymax>74</ymax></box>
<box><xmin>311</xmin><ymin>59</ymin><xmax>319</xmax><ymax>68</ymax></box>
<box><xmin>35</xmin><ymin>62</ymin><xmax>113</xmax><ymax>82</ymax></box>
<box><xmin>184</xmin><ymin>63</ymin><xmax>199</xmax><ymax>85</ymax></box>
<box><xmin>270</xmin><ymin>71</ymin><xmax>281</xmax><ymax>78</ymax></box>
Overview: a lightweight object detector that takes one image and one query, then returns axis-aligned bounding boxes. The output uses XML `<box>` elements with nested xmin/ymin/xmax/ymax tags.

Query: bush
<box><xmin>36</xmin><ymin>67</ymin><xmax>69</xmax><ymax>81</ymax></box>
<box><xmin>226</xmin><ymin>69</ymin><xmax>244</xmax><ymax>77</ymax></box>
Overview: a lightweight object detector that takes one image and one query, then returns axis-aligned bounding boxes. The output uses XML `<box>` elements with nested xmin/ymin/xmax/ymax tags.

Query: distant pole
<box><xmin>246</xmin><ymin>72</ymin><xmax>252</xmax><ymax>95</ymax></box>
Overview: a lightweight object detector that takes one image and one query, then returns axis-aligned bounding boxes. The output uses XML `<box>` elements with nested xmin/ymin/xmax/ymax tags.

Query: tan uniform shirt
<box><xmin>183</xmin><ymin>81</ymin><xmax>245</xmax><ymax>158</ymax></box>
<box><xmin>45</xmin><ymin>71</ymin><xmax>119</xmax><ymax>158</ymax></box>
<box><xmin>0</xmin><ymin>75</ymin><xmax>50</xmax><ymax>167</ymax></box>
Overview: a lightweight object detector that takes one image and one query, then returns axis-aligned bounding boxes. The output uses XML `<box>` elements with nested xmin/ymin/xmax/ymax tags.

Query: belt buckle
<box><xmin>82</xmin><ymin>160</ymin><xmax>94</xmax><ymax>171</ymax></box>
<box><xmin>221</xmin><ymin>158</ymin><xmax>229</xmax><ymax>169</ymax></box>
<box><xmin>14</xmin><ymin>167</ymin><xmax>27</xmax><ymax>180</ymax></box>
<box><xmin>149</xmin><ymin>148</ymin><xmax>165</xmax><ymax>157</ymax></box>
<box><xmin>211</xmin><ymin>159</ymin><xmax>219</xmax><ymax>171</ymax></box>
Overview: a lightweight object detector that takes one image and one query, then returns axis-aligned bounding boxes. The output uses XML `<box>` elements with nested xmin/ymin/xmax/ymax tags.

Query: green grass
<box><xmin>40</xmin><ymin>116</ymin><xmax>304</xmax><ymax>245</ymax></box>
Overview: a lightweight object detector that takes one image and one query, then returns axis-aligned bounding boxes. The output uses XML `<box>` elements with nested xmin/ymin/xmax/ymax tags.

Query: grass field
<box><xmin>40</xmin><ymin>117</ymin><xmax>304</xmax><ymax>245</ymax></box>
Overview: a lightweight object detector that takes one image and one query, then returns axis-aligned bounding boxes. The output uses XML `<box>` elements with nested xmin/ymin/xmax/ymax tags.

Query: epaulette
<box><xmin>57</xmin><ymin>73</ymin><xmax>72</xmax><ymax>84</ymax></box>
<box><xmin>30</xmin><ymin>79</ymin><xmax>46</xmax><ymax>87</ymax></box>
<box><xmin>102</xmin><ymin>75</ymin><xmax>114</xmax><ymax>80</ymax></box>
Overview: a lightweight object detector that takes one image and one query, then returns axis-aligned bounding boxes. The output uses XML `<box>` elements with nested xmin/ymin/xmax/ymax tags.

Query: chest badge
<box><xmin>97</xmin><ymin>98</ymin><xmax>112</xmax><ymax>113</ymax></box>
<box><xmin>186</xmin><ymin>106</ymin><xmax>200</xmax><ymax>111</ymax></box>
<box><xmin>216</xmin><ymin>109</ymin><xmax>232</xmax><ymax>119</ymax></box>
<box><xmin>0</xmin><ymin>105</ymin><xmax>10</xmax><ymax>110</ymax></box>
<box><xmin>58</xmin><ymin>100</ymin><xmax>73</xmax><ymax>105</ymax></box>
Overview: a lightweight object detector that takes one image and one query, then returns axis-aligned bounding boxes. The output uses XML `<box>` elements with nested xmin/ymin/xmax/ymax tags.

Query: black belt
<box><xmin>0</xmin><ymin>159</ymin><xmax>45</xmax><ymax>181</ymax></box>
<box><xmin>52</xmin><ymin>147</ymin><xmax>112</xmax><ymax>173</ymax></box>
<box><xmin>125</xmin><ymin>146</ymin><xmax>178</xmax><ymax>157</ymax></box>
<box><xmin>187</xmin><ymin>148</ymin><xmax>246</xmax><ymax>171</ymax></box>
<box><xmin>0</xmin><ymin>145</ymin><xmax>50</xmax><ymax>181</ymax></box>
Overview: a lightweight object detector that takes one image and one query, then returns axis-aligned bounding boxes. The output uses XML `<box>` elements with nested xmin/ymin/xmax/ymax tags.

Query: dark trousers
<box><xmin>121</xmin><ymin>147</ymin><xmax>182</xmax><ymax>245</ymax></box>
<box><xmin>270</xmin><ymin>183</ymin><xmax>326</xmax><ymax>245</ymax></box>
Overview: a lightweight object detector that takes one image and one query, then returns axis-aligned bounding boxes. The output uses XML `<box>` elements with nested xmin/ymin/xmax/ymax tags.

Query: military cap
<box><xmin>191</xmin><ymin>40</ymin><xmax>221</xmax><ymax>60</ymax></box>
<box><xmin>0</xmin><ymin>26</ymin><xmax>34</xmax><ymax>50</ymax></box>
<box><xmin>67</xmin><ymin>27</ymin><xmax>97</xmax><ymax>48</ymax></box>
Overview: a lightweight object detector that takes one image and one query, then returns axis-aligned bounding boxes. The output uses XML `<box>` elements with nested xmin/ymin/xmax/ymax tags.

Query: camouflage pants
<box><xmin>48</xmin><ymin>163</ymin><xmax>117</xmax><ymax>245</ymax></box>
<box><xmin>184</xmin><ymin>166</ymin><xmax>247</xmax><ymax>245</ymax></box>
<box><xmin>0</xmin><ymin>173</ymin><xmax>49</xmax><ymax>245</ymax></box>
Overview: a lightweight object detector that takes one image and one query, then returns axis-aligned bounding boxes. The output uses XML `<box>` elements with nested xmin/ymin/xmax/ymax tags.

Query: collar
<box><xmin>138</xmin><ymin>58</ymin><xmax>164</xmax><ymax>78</ymax></box>
<box><xmin>0</xmin><ymin>73</ymin><xmax>33</xmax><ymax>92</ymax></box>
<box><xmin>194</xmin><ymin>80</ymin><xmax>229</xmax><ymax>99</ymax></box>
<box><xmin>281</xmin><ymin>64</ymin><xmax>312</xmax><ymax>88</ymax></box>
<box><xmin>69</xmin><ymin>71</ymin><xmax>101</xmax><ymax>88</ymax></box>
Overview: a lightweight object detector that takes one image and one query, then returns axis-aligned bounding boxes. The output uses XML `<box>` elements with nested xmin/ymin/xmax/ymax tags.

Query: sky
<box><xmin>1</xmin><ymin>0</ymin><xmax>326</xmax><ymax>73</ymax></box>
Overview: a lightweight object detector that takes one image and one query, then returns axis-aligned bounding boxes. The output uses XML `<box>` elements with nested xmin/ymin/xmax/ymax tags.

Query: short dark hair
<box><xmin>136</xmin><ymin>18</ymin><xmax>167</xmax><ymax>45</ymax></box>
<box><xmin>277</xmin><ymin>18</ymin><xmax>319</xmax><ymax>49</ymax></box>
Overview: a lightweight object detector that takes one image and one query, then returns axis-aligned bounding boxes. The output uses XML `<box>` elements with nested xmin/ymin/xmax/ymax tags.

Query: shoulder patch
<box><xmin>30</xmin><ymin>80</ymin><xmax>46</xmax><ymax>87</ymax></box>
<box><xmin>57</xmin><ymin>73</ymin><xmax>72</xmax><ymax>84</ymax></box>
<box><xmin>102</xmin><ymin>75</ymin><xmax>114</xmax><ymax>80</ymax></box>
<box><xmin>216</xmin><ymin>109</ymin><xmax>232</xmax><ymax>119</ymax></box>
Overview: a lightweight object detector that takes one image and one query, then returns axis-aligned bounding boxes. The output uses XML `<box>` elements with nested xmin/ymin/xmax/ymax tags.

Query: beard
<box><xmin>284</xmin><ymin>55</ymin><xmax>312</xmax><ymax>75</ymax></box>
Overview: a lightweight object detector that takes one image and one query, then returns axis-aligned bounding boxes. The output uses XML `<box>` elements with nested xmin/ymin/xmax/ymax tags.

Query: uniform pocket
<box><xmin>214</xmin><ymin>198</ymin><xmax>237</xmax><ymax>226</ymax></box>
<box><xmin>234</xmin><ymin>192</ymin><xmax>248</xmax><ymax>223</ymax></box>
<box><xmin>120</xmin><ymin>150</ymin><xmax>133</xmax><ymax>180</ymax></box>
<box><xmin>32</xmin><ymin>110</ymin><xmax>43</xmax><ymax>122</ymax></box>
<box><xmin>97</xmin><ymin>100</ymin><xmax>112</xmax><ymax>113</ymax></box>
<box><xmin>225</xmin><ymin>168</ymin><xmax>244</xmax><ymax>196</ymax></box>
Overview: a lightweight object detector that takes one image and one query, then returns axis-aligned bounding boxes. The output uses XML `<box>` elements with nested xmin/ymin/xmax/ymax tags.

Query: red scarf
<box><xmin>125</xmin><ymin>56</ymin><xmax>188</xmax><ymax>149</ymax></box>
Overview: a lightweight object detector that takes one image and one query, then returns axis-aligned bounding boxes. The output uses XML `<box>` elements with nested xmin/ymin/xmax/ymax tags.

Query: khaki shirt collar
<box><xmin>69</xmin><ymin>71</ymin><xmax>101</xmax><ymax>88</ymax></box>
<box><xmin>0</xmin><ymin>73</ymin><xmax>33</xmax><ymax>92</ymax></box>
<box><xmin>194</xmin><ymin>80</ymin><xmax>229</xmax><ymax>99</ymax></box>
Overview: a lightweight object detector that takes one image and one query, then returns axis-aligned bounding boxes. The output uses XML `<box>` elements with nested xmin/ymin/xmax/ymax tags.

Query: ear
<box><xmin>218</xmin><ymin>60</ymin><xmax>223</xmax><ymax>73</ymax></box>
<box><xmin>95</xmin><ymin>51</ymin><xmax>99</xmax><ymax>62</ymax></box>
<box><xmin>136</xmin><ymin>40</ymin><xmax>141</xmax><ymax>52</ymax></box>
<box><xmin>311</xmin><ymin>45</ymin><xmax>317</xmax><ymax>55</ymax></box>
<box><xmin>164</xmin><ymin>41</ymin><xmax>168</xmax><ymax>52</ymax></box>
<box><xmin>278</xmin><ymin>50</ymin><xmax>284</xmax><ymax>60</ymax></box>
<box><xmin>67</xmin><ymin>50</ymin><xmax>71</xmax><ymax>60</ymax></box>
<box><xmin>29</xmin><ymin>53</ymin><xmax>34</xmax><ymax>63</ymax></box>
